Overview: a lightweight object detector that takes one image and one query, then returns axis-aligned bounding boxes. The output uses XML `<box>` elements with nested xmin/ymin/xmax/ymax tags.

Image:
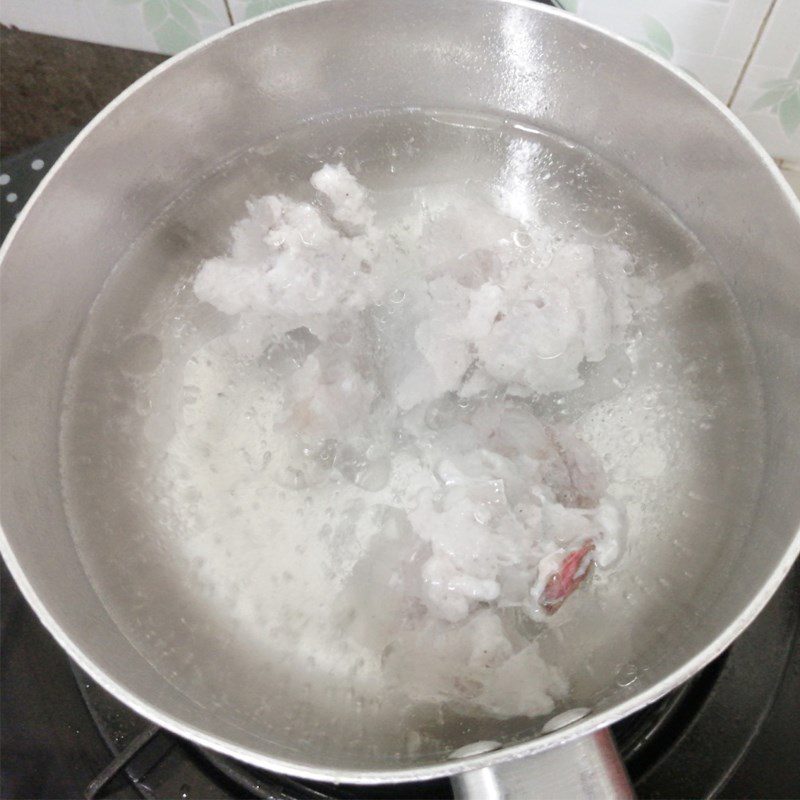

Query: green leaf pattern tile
<box><xmin>753</xmin><ymin>55</ymin><xmax>800</xmax><ymax>137</ymax></box>
<box><xmin>239</xmin><ymin>0</ymin><xmax>301</xmax><ymax>20</ymax></box>
<box><xmin>641</xmin><ymin>15</ymin><xmax>674</xmax><ymax>60</ymax></box>
<box><xmin>109</xmin><ymin>0</ymin><xmax>226</xmax><ymax>52</ymax></box>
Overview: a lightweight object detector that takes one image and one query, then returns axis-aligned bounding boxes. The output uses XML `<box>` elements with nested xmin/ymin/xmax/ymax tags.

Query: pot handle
<box><xmin>451</xmin><ymin>728</ymin><xmax>635</xmax><ymax>800</ymax></box>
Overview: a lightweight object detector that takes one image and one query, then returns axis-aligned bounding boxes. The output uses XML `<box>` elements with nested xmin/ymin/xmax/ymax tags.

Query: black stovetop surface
<box><xmin>2</xmin><ymin>137</ymin><xmax>800</xmax><ymax>800</ymax></box>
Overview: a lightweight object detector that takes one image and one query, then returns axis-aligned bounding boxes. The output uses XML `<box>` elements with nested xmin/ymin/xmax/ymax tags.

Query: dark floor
<box><xmin>0</xmin><ymin>26</ymin><xmax>166</xmax><ymax>157</ymax></box>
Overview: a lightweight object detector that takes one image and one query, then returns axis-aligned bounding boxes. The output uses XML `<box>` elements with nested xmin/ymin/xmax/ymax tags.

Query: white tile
<box><xmin>714</xmin><ymin>0</ymin><xmax>772</xmax><ymax>60</ymax></box>
<box><xmin>751</xmin><ymin>0</ymin><xmax>800</xmax><ymax>70</ymax></box>
<box><xmin>565</xmin><ymin>0</ymin><xmax>768</xmax><ymax>103</ymax></box>
<box><xmin>676</xmin><ymin>51</ymin><xmax>745</xmax><ymax>101</ymax></box>
<box><xmin>227</xmin><ymin>0</ymin><xmax>298</xmax><ymax>24</ymax></box>
<box><xmin>573</xmin><ymin>0</ymin><xmax>727</xmax><ymax>52</ymax></box>
<box><xmin>781</xmin><ymin>167</ymin><xmax>800</xmax><ymax>200</ymax></box>
<box><xmin>730</xmin><ymin>0</ymin><xmax>800</xmax><ymax>161</ymax></box>
<box><xmin>0</xmin><ymin>0</ymin><xmax>231</xmax><ymax>55</ymax></box>
<box><xmin>733</xmin><ymin>110</ymin><xmax>800</xmax><ymax>161</ymax></box>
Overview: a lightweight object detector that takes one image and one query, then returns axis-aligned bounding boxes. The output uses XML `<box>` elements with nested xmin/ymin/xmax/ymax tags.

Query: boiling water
<box><xmin>60</xmin><ymin>109</ymin><xmax>763</xmax><ymax>751</ymax></box>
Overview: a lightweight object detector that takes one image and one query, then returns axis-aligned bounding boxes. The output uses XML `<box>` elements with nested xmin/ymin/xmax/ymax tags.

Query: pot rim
<box><xmin>1</xmin><ymin>0</ymin><xmax>799</xmax><ymax>785</ymax></box>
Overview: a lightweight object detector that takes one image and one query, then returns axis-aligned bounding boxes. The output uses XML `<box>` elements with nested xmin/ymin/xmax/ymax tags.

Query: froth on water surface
<box><xmin>60</xmin><ymin>108</ymin><xmax>763</xmax><ymax>756</ymax></box>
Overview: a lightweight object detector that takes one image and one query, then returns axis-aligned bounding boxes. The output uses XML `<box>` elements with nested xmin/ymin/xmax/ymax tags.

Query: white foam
<box><xmin>149</xmin><ymin>165</ymin><xmax>649</xmax><ymax>717</ymax></box>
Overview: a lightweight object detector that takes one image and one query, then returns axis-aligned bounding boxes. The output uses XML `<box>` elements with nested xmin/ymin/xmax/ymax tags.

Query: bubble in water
<box><xmin>512</xmin><ymin>230</ymin><xmax>532</xmax><ymax>248</ymax></box>
<box><xmin>615</xmin><ymin>663</ymin><xmax>638</xmax><ymax>687</ymax></box>
<box><xmin>354</xmin><ymin>455</ymin><xmax>391</xmax><ymax>492</ymax></box>
<box><xmin>473</xmin><ymin>505</ymin><xmax>492</xmax><ymax>525</ymax></box>
<box><xmin>425</xmin><ymin>395</ymin><xmax>458</xmax><ymax>430</ymax></box>
<box><xmin>314</xmin><ymin>439</ymin><xmax>338</xmax><ymax>469</ymax></box>
<box><xmin>117</xmin><ymin>334</ymin><xmax>163</xmax><ymax>375</ymax></box>
<box><xmin>534</xmin><ymin>342</ymin><xmax>565</xmax><ymax>361</ymax></box>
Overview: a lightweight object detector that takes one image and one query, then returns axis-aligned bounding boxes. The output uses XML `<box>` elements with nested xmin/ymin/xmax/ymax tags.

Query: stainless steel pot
<box><xmin>2</xmin><ymin>1</ymin><xmax>799</xmax><ymax>796</ymax></box>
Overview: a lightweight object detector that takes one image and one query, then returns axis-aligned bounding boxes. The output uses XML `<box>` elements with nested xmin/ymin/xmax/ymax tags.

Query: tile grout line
<box><xmin>726</xmin><ymin>0</ymin><xmax>779</xmax><ymax>108</ymax></box>
<box><xmin>222</xmin><ymin>0</ymin><xmax>235</xmax><ymax>26</ymax></box>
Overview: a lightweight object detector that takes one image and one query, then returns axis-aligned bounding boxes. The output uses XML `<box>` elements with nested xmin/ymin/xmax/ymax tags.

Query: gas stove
<box><xmin>2</xmin><ymin>136</ymin><xmax>799</xmax><ymax>800</ymax></box>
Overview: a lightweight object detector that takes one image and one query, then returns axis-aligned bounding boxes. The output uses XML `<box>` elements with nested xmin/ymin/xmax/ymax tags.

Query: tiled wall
<box><xmin>728</xmin><ymin>0</ymin><xmax>800</xmax><ymax>166</ymax></box>
<box><xmin>227</xmin><ymin>0</ymin><xmax>297</xmax><ymax>22</ymax></box>
<box><xmin>556</xmin><ymin>0</ymin><xmax>774</xmax><ymax>106</ymax></box>
<box><xmin>0</xmin><ymin>1</ymin><xmax>232</xmax><ymax>54</ymax></box>
<box><xmin>555</xmin><ymin>0</ymin><xmax>799</xmax><ymax>167</ymax></box>
<box><xmin>1</xmin><ymin>0</ymin><xmax>798</xmax><ymax>165</ymax></box>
